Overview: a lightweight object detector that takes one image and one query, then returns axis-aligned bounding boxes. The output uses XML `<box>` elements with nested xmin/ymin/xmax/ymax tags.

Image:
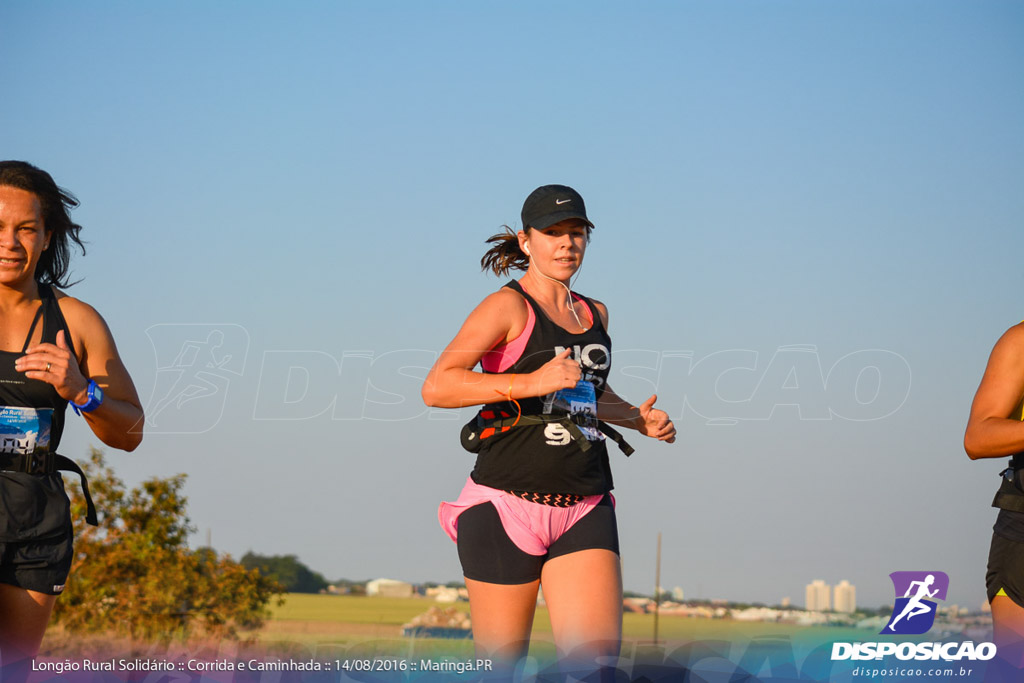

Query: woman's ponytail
<box><xmin>480</xmin><ymin>226</ymin><xmax>529</xmax><ymax>276</ymax></box>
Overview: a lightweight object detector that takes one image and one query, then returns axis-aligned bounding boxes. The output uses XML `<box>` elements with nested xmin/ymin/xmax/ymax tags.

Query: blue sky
<box><xmin>5</xmin><ymin>1</ymin><xmax>1024</xmax><ymax>609</ymax></box>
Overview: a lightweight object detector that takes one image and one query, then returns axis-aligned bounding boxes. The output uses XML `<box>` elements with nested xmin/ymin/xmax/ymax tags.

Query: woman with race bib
<box><xmin>422</xmin><ymin>185</ymin><xmax>676</xmax><ymax>673</ymax></box>
<box><xmin>0</xmin><ymin>162</ymin><xmax>143</xmax><ymax>667</ymax></box>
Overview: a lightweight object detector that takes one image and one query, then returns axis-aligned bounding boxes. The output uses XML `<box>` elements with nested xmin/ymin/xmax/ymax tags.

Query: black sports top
<box><xmin>0</xmin><ymin>283</ymin><xmax>76</xmax><ymax>541</ymax></box>
<box><xmin>469</xmin><ymin>280</ymin><xmax>615</xmax><ymax>496</ymax></box>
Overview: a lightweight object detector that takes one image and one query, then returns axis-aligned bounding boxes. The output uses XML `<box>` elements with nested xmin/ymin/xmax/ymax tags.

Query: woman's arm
<box><xmin>964</xmin><ymin>323</ymin><xmax>1024</xmax><ymax>460</ymax></box>
<box><xmin>597</xmin><ymin>385</ymin><xmax>676</xmax><ymax>443</ymax></box>
<box><xmin>16</xmin><ymin>297</ymin><xmax>143</xmax><ymax>451</ymax></box>
<box><xmin>422</xmin><ymin>289</ymin><xmax>582</xmax><ymax>408</ymax></box>
<box><xmin>588</xmin><ymin>298</ymin><xmax>676</xmax><ymax>443</ymax></box>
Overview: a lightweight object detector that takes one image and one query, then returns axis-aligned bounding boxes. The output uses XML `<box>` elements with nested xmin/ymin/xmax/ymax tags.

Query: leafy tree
<box><xmin>53</xmin><ymin>448</ymin><xmax>283</xmax><ymax>642</ymax></box>
<box><xmin>240</xmin><ymin>553</ymin><xmax>329</xmax><ymax>593</ymax></box>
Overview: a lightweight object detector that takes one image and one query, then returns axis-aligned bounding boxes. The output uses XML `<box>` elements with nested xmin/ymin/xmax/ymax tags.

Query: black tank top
<box><xmin>0</xmin><ymin>283</ymin><xmax>75</xmax><ymax>541</ymax></box>
<box><xmin>469</xmin><ymin>280</ymin><xmax>615</xmax><ymax>496</ymax></box>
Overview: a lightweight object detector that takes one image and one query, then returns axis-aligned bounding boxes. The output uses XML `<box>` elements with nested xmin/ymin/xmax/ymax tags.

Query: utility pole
<box><xmin>654</xmin><ymin>532</ymin><xmax>662</xmax><ymax>644</ymax></box>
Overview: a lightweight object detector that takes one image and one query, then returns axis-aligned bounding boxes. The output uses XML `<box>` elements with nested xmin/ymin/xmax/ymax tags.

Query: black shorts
<box><xmin>457</xmin><ymin>494</ymin><xmax>619</xmax><ymax>585</ymax></box>
<box><xmin>987</xmin><ymin>531</ymin><xmax>1024</xmax><ymax>607</ymax></box>
<box><xmin>0</xmin><ymin>529</ymin><xmax>73</xmax><ymax>595</ymax></box>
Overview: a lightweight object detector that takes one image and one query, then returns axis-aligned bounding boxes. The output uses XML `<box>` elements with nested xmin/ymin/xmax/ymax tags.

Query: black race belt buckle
<box><xmin>0</xmin><ymin>450</ymin><xmax>54</xmax><ymax>475</ymax></box>
<box><xmin>567</xmin><ymin>412</ymin><xmax>599</xmax><ymax>429</ymax></box>
<box><xmin>26</xmin><ymin>451</ymin><xmax>54</xmax><ymax>475</ymax></box>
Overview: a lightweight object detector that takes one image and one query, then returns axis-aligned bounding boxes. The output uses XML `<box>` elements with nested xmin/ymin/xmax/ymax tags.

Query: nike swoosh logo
<box><xmin>555</xmin><ymin>199</ymin><xmax>571</xmax><ymax>205</ymax></box>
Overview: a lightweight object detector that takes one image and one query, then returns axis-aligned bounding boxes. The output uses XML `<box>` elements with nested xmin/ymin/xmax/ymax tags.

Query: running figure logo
<box><xmin>144</xmin><ymin>324</ymin><xmax>249</xmax><ymax>434</ymax></box>
<box><xmin>882</xmin><ymin>571</ymin><xmax>949</xmax><ymax>635</ymax></box>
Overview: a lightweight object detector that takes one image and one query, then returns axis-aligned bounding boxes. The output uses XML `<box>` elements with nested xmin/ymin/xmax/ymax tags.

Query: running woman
<box><xmin>965</xmin><ymin>322</ymin><xmax>1024</xmax><ymax>668</ymax></box>
<box><xmin>422</xmin><ymin>185</ymin><xmax>676</xmax><ymax>673</ymax></box>
<box><xmin>0</xmin><ymin>162</ymin><xmax>143</xmax><ymax>666</ymax></box>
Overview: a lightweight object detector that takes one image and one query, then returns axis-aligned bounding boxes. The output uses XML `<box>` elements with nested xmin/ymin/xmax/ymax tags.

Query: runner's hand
<box><xmin>16</xmin><ymin>330</ymin><xmax>90</xmax><ymax>404</ymax></box>
<box><xmin>636</xmin><ymin>394</ymin><xmax>676</xmax><ymax>443</ymax></box>
<box><xmin>529</xmin><ymin>348</ymin><xmax>581</xmax><ymax>396</ymax></box>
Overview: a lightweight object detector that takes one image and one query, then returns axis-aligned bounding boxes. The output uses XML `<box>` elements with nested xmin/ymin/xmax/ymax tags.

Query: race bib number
<box><xmin>0</xmin><ymin>406</ymin><xmax>52</xmax><ymax>455</ymax></box>
<box><xmin>547</xmin><ymin>380</ymin><xmax>603</xmax><ymax>442</ymax></box>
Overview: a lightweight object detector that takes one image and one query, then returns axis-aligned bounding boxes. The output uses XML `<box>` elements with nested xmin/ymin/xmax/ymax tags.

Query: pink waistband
<box><xmin>438</xmin><ymin>477</ymin><xmax>606</xmax><ymax>556</ymax></box>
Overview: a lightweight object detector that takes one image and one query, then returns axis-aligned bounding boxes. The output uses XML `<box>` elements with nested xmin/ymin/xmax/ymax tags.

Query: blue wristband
<box><xmin>72</xmin><ymin>379</ymin><xmax>104</xmax><ymax>415</ymax></box>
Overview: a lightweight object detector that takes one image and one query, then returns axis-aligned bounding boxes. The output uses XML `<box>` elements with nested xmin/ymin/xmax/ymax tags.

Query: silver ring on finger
<box><xmin>46</xmin><ymin>362</ymin><xmax>51</xmax><ymax>372</ymax></box>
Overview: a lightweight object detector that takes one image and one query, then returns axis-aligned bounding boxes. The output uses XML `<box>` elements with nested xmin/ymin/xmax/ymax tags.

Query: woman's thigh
<box><xmin>540</xmin><ymin>548</ymin><xmax>623</xmax><ymax>659</ymax></box>
<box><xmin>0</xmin><ymin>583</ymin><xmax>57</xmax><ymax>656</ymax></box>
<box><xmin>464</xmin><ymin>577</ymin><xmax>540</xmax><ymax>665</ymax></box>
<box><xmin>457</xmin><ymin>502</ymin><xmax>543</xmax><ymax>664</ymax></box>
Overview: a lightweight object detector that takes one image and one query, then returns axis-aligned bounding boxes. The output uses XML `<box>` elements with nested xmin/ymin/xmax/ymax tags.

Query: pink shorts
<box><xmin>438</xmin><ymin>477</ymin><xmax>608</xmax><ymax>556</ymax></box>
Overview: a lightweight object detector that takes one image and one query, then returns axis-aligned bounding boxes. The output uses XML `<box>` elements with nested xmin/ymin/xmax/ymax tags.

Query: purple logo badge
<box><xmin>882</xmin><ymin>571</ymin><xmax>949</xmax><ymax>635</ymax></box>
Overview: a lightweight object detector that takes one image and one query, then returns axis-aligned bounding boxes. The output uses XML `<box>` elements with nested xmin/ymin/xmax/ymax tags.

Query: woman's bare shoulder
<box><xmin>51</xmin><ymin>288</ymin><xmax>104</xmax><ymax>326</ymax></box>
<box><xmin>992</xmin><ymin>322</ymin><xmax>1024</xmax><ymax>357</ymax></box>
<box><xmin>475</xmin><ymin>285</ymin><xmax>530</xmax><ymax>342</ymax></box>
<box><xmin>50</xmin><ymin>288</ymin><xmax>113</xmax><ymax>352</ymax></box>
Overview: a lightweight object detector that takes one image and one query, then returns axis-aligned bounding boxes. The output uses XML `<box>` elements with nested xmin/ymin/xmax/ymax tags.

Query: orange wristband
<box><xmin>494</xmin><ymin>374</ymin><xmax>522</xmax><ymax>428</ymax></box>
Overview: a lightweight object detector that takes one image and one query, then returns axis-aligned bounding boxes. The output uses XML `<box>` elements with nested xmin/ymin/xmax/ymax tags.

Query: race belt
<box><xmin>461</xmin><ymin>408</ymin><xmax>634</xmax><ymax>457</ymax></box>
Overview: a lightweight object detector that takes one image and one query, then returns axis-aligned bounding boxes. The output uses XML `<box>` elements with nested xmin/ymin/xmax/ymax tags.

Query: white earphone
<box><xmin>523</xmin><ymin>242</ymin><xmax>531</xmax><ymax>256</ymax></box>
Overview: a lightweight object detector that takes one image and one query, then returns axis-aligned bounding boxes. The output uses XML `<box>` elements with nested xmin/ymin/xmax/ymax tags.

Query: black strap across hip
<box><xmin>0</xmin><ymin>452</ymin><xmax>98</xmax><ymax>526</ymax></box>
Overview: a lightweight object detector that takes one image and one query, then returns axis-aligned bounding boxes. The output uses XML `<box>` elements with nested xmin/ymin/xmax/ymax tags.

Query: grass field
<box><xmin>254</xmin><ymin>593</ymin><xmax>878</xmax><ymax>662</ymax></box>
<box><xmin>40</xmin><ymin>594</ymin><xmax>879</xmax><ymax>666</ymax></box>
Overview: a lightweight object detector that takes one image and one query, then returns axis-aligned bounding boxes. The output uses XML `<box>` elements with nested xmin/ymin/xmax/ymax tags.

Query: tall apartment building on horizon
<box><xmin>806</xmin><ymin>579</ymin><xmax>831</xmax><ymax>611</ymax></box>
<box><xmin>805</xmin><ymin>579</ymin><xmax>857</xmax><ymax>612</ymax></box>
<box><xmin>834</xmin><ymin>580</ymin><xmax>856</xmax><ymax>613</ymax></box>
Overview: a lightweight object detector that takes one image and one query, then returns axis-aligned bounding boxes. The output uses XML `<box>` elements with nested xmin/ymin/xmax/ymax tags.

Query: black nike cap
<box><xmin>520</xmin><ymin>184</ymin><xmax>594</xmax><ymax>232</ymax></box>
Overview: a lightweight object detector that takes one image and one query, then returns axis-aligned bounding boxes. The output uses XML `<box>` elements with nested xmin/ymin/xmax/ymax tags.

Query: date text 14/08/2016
<box><xmin>340</xmin><ymin>659</ymin><xmax>493</xmax><ymax>674</ymax></box>
<box><xmin>32</xmin><ymin>658</ymin><xmax>493</xmax><ymax>674</ymax></box>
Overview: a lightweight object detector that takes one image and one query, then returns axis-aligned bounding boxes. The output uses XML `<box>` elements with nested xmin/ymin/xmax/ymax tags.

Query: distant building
<box><xmin>623</xmin><ymin>597</ymin><xmax>654</xmax><ymax>613</ymax></box>
<box><xmin>834</xmin><ymin>580</ymin><xmax>856</xmax><ymax>613</ymax></box>
<box><xmin>425</xmin><ymin>586</ymin><xmax>460</xmax><ymax>603</ymax></box>
<box><xmin>366</xmin><ymin>578</ymin><xmax>414</xmax><ymax>598</ymax></box>
<box><xmin>806</xmin><ymin>580</ymin><xmax>831</xmax><ymax>611</ymax></box>
<box><xmin>780</xmin><ymin>597</ymin><xmax>791</xmax><ymax>608</ymax></box>
<box><xmin>732</xmin><ymin>607</ymin><xmax>783</xmax><ymax>622</ymax></box>
<box><xmin>672</xmin><ymin>586</ymin><xmax>684</xmax><ymax>602</ymax></box>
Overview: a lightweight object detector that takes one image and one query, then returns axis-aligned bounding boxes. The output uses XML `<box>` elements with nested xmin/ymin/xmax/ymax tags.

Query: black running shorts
<box><xmin>987</xmin><ymin>531</ymin><xmax>1024</xmax><ymax>607</ymax></box>
<box><xmin>0</xmin><ymin>529</ymin><xmax>73</xmax><ymax>595</ymax></box>
<box><xmin>456</xmin><ymin>494</ymin><xmax>619</xmax><ymax>585</ymax></box>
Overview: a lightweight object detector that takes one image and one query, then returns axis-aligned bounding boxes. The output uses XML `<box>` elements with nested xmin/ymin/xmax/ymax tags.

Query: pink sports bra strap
<box><xmin>481</xmin><ymin>299</ymin><xmax>536</xmax><ymax>373</ymax></box>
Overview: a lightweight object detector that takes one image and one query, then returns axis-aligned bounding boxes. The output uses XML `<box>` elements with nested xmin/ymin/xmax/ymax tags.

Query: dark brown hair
<box><xmin>480</xmin><ymin>226</ymin><xmax>528</xmax><ymax>277</ymax></box>
<box><xmin>0</xmin><ymin>161</ymin><xmax>86</xmax><ymax>287</ymax></box>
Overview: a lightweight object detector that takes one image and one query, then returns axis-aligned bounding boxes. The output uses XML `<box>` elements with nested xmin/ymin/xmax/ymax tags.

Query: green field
<box><xmin>255</xmin><ymin>593</ymin><xmax>877</xmax><ymax>662</ymax></box>
<box><xmin>39</xmin><ymin>594</ymin><xmax>879</xmax><ymax>669</ymax></box>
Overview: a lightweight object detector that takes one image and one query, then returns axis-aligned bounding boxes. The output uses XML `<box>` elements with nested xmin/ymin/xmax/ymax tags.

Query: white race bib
<box><xmin>0</xmin><ymin>406</ymin><xmax>52</xmax><ymax>455</ymax></box>
<box><xmin>547</xmin><ymin>380</ymin><xmax>603</xmax><ymax>442</ymax></box>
